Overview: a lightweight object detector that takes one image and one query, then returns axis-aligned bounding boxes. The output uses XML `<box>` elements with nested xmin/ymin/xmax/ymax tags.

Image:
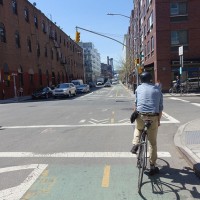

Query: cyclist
<box><xmin>175</xmin><ymin>75</ymin><xmax>180</xmax><ymax>91</ymax></box>
<box><xmin>130</xmin><ymin>71</ymin><xmax>163</xmax><ymax>175</ymax></box>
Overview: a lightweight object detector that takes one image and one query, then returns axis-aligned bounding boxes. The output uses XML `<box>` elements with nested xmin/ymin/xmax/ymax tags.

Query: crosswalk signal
<box><xmin>138</xmin><ymin>66</ymin><xmax>143</xmax><ymax>74</ymax></box>
<box><xmin>75</xmin><ymin>31</ymin><xmax>80</xmax><ymax>42</ymax></box>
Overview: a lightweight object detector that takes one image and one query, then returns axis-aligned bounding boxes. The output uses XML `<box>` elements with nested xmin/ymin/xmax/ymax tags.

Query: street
<box><xmin>0</xmin><ymin>84</ymin><xmax>200</xmax><ymax>200</ymax></box>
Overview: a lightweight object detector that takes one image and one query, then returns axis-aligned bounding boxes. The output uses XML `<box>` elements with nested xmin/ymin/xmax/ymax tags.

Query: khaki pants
<box><xmin>132</xmin><ymin>114</ymin><xmax>159</xmax><ymax>165</ymax></box>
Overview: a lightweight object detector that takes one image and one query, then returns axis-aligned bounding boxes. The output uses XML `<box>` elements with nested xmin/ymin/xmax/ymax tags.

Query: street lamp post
<box><xmin>107</xmin><ymin>13</ymin><xmax>139</xmax><ymax>88</ymax></box>
<box><xmin>107</xmin><ymin>13</ymin><xmax>130</xmax><ymax>19</ymax></box>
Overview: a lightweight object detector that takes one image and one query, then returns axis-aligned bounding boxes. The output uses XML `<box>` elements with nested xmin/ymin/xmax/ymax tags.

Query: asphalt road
<box><xmin>0</xmin><ymin>84</ymin><xmax>200</xmax><ymax>200</ymax></box>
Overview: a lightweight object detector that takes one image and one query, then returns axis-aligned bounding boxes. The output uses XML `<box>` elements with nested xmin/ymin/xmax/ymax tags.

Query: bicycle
<box><xmin>137</xmin><ymin>119</ymin><xmax>155</xmax><ymax>193</ymax></box>
<box><xmin>169</xmin><ymin>83</ymin><xmax>187</xmax><ymax>96</ymax></box>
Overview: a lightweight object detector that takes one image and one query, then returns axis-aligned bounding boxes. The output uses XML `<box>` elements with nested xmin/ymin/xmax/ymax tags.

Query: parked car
<box><xmin>88</xmin><ymin>81</ymin><xmax>96</xmax><ymax>88</ymax></box>
<box><xmin>76</xmin><ymin>84</ymin><xmax>90</xmax><ymax>93</ymax></box>
<box><xmin>182</xmin><ymin>77</ymin><xmax>200</xmax><ymax>90</ymax></box>
<box><xmin>32</xmin><ymin>87</ymin><xmax>53</xmax><ymax>99</ymax></box>
<box><xmin>104</xmin><ymin>81</ymin><xmax>112</xmax><ymax>87</ymax></box>
<box><xmin>53</xmin><ymin>83</ymin><xmax>76</xmax><ymax>98</ymax></box>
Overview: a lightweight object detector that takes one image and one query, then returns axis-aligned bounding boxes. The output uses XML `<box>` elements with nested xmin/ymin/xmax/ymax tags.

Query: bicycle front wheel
<box><xmin>137</xmin><ymin>139</ymin><xmax>147</xmax><ymax>193</ymax></box>
<box><xmin>169</xmin><ymin>87</ymin><xmax>176</xmax><ymax>95</ymax></box>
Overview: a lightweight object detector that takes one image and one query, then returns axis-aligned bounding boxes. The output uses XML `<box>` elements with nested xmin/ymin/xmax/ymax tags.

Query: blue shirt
<box><xmin>135</xmin><ymin>83</ymin><xmax>163</xmax><ymax>113</ymax></box>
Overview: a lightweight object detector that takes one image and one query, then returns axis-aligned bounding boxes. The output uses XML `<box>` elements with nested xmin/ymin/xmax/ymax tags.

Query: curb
<box><xmin>174</xmin><ymin>121</ymin><xmax>200</xmax><ymax>178</ymax></box>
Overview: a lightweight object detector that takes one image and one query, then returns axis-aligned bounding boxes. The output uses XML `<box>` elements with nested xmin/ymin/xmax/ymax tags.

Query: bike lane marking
<box><xmin>0</xmin><ymin>164</ymin><xmax>47</xmax><ymax>200</ymax></box>
<box><xmin>17</xmin><ymin>164</ymin><xmax>189</xmax><ymax>200</ymax></box>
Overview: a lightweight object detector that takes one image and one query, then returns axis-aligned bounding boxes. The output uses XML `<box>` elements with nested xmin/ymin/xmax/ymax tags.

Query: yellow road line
<box><xmin>101</xmin><ymin>165</ymin><xmax>111</xmax><ymax>188</ymax></box>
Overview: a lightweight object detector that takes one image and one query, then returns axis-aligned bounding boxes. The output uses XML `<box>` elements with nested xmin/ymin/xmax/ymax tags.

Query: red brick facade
<box><xmin>132</xmin><ymin>0</ymin><xmax>200</xmax><ymax>91</ymax></box>
<box><xmin>0</xmin><ymin>0</ymin><xmax>84</xmax><ymax>99</ymax></box>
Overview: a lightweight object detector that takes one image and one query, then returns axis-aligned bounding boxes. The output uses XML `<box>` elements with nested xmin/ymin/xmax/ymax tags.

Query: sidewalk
<box><xmin>174</xmin><ymin>119</ymin><xmax>200</xmax><ymax>178</ymax></box>
<box><xmin>0</xmin><ymin>96</ymin><xmax>31</xmax><ymax>104</ymax></box>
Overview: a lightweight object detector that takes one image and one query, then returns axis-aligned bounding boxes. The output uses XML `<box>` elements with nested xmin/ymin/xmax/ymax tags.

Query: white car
<box><xmin>53</xmin><ymin>83</ymin><xmax>76</xmax><ymax>98</ymax></box>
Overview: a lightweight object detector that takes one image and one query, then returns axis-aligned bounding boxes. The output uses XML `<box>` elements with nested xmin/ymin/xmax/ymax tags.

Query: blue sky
<box><xmin>28</xmin><ymin>0</ymin><xmax>133</xmax><ymax>68</ymax></box>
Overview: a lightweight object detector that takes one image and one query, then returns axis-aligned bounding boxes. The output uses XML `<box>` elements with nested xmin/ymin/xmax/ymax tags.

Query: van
<box><xmin>71</xmin><ymin>80</ymin><xmax>83</xmax><ymax>88</ymax></box>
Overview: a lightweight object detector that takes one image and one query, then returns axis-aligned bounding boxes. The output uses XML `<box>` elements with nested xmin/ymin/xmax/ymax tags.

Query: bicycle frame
<box><xmin>137</xmin><ymin>119</ymin><xmax>152</xmax><ymax>193</ymax></box>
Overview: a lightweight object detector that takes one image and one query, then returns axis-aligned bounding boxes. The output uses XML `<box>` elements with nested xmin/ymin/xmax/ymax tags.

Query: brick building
<box><xmin>130</xmin><ymin>0</ymin><xmax>200</xmax><ymax>91</ymax></box>
<box><xmin>0</xmin><ymin>0</ymin><xmax>84</xmax><ymax>99</ymax></box>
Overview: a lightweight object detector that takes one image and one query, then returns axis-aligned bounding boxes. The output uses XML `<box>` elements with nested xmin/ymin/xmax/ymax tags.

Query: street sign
<box><xmin>179</xmin><ymin>46</ymin><xmax>183</xmax><ymax>56</ymax></box>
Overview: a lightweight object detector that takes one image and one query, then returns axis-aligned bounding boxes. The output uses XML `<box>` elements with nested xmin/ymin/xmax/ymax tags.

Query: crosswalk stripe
<box><xmin>0</xmin><ymin>152</ymin><xmax>171</xmax><ymax>158</ymax></box>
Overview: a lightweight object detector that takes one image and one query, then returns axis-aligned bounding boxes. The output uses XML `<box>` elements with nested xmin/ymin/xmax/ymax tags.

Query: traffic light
<box><xmin>75</xmin><ymin>31</ymin><xmax>80</xmax><ymax>42</ymax></box>
<box><xmin>7</xmin><ymin>75</ymin><xmax>11</xmax><ymax>81</ymax></box>
<box><xmin>134</xmin><ymin>58</ymin><xmax>140</xmax><ymax>65</ymax></box>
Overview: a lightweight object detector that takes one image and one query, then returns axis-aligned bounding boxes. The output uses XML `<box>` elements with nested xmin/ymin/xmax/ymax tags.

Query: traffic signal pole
<box><xmin>75</xmin><ymin>26</ymin><xmax>127</xmax><ymax>47</ymax></box>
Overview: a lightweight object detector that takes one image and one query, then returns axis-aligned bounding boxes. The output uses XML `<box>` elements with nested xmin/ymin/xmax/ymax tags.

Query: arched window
<box><xmin>15</xmin><ymin>31</ymin><xmax>20</xmax><ymax>48</ymax></box>
<box><xmin>12</xmin><ymin>0</ymin><xmax>17</xmax><ymax>15</ymax></box>
<box><xmin>0</xmin><ymin>23</ymin><xmax>6</xmax><ymax>43</ymax></box>
<box><xmin>27</xmin><ymin>36</ymin><xmax>32</xmax><ymax>52</ymax></box>
<box><xmin>24</xmin><ymin>7</ymin><xmax>29</xmax><ymax>22</ymax></box>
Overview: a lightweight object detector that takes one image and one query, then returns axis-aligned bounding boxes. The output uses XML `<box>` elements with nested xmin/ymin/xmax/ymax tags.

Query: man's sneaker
<box><xmin>130</xmin><ymin>145</ymin><xmax>138</xmax><ymax>154</ymax></box>
<box><xmin>148</xmin><ymin>164</ymin><xmax>159</xmax><ymax>176</ymax></box>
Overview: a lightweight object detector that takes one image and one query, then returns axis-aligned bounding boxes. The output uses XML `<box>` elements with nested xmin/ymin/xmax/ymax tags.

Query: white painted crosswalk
<box><xmin>0</xmin><ymin>152</ymin><xmax>171</xmax><ymax>158</ymax></box>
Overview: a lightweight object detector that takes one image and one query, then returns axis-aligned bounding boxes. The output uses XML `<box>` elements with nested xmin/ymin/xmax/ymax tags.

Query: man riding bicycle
<box><xmin>130</xmin><ymin>72</ymin><xmax>163</xmax><ymax>175</ymax></box>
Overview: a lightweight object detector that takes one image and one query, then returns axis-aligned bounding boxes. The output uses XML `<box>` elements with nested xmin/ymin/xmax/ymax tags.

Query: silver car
<box><xmin>53</xmin><ymin>83</ymin><xmax>76</xmax><ymax>98</ymax></box>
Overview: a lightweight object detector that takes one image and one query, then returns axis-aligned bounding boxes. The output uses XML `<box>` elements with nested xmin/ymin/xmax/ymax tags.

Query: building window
<box><xmin>51</xmin><ymin>48</ymin><xmax>54</xmax><ymax>60</ymax></box>
<box><xmin>42</xmin><ymin>21</ymin><xmax>46</xmax><ymax>33</ymax></box>
<box><xmin>171</xmin><ymin>30</ymin><xmax>188</xmax><ymax>46</ymax></box>
<box><xmin>44</xmin><ymin>46</ymin><xmax>48</xmax><ymax>57</ymax></box>
<box><xmin>27</xmin><ymin>37</ymin><xmax>32</xmax><ymax>52</ymax></box>
<box><xmin>147</xmin><ymin>41</ymin><xmax>150</xmax><ymax>55</ymax></box>
<box><xmin>0</xmin><ymin>0</ymin><xmax>3</xmax><ymax>5</ymax></box>
<box><xmin>12</xmin><ymin>0</ymin><xmax>17</xmax><ymax>15</ymax></box>
<box><xmin>147</xmin><ymin>11</ymin><xmax>153</xmax><ymax>32</ymax></box>
<box><xmin>170</xmin><ymin>2</ymin><xmax>187</xmax><ymax>16</ymax></box>
<box><xmin>37</xmin><ymin>43</ymin><xmax>40</xmax><ymax>57</ymax></box>
<box><xmin>34</xmin><ymin>16</ymin><xmax>38</xmax><ymax>28</ymax></box>
<box><xmin>151</xmin><ymin>36</ymin><xmax>154</xmax><ymax>51</ymax></box>
<box><xmin>0</xmin><ymin>23</ymin><xmax>6</xmax><ymax>43</ymax></box>
<box><xmin>24</xmin><ymin>8</ymin><xmax>29</xmax><ymax>22</ymax></box>
<box><xmin>55</xmin><ymin>31</ymin><xmax>57</xmax><ymax>41</ymax></box>
<box><xmin>15</xmin><ymin>31</ymin><xmax>20</xmax><ymax>48</ymax></box>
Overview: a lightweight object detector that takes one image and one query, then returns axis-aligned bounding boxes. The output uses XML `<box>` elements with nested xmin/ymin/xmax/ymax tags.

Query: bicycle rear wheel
<box><xmin>137</xmin><ymin>136</ymin><xmax>147</xmax><ymax>192</ymax></box>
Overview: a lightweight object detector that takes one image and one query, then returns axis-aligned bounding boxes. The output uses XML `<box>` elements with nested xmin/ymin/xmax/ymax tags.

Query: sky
<box><xmin>28</xmin><ymin>0</ymin><xmax>133</xmax><ymax>69</ymax></box>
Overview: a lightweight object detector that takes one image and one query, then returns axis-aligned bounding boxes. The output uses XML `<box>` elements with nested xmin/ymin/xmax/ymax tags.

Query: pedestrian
<box><xmin>19</xmin><ymin>87</ymin><xmax>23</xmax><ymax>96</ymax></box>
<box><xmin>130</xmin><ymin>71</ymin><xmax>163</xmax><ymax>176</ymax></box>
